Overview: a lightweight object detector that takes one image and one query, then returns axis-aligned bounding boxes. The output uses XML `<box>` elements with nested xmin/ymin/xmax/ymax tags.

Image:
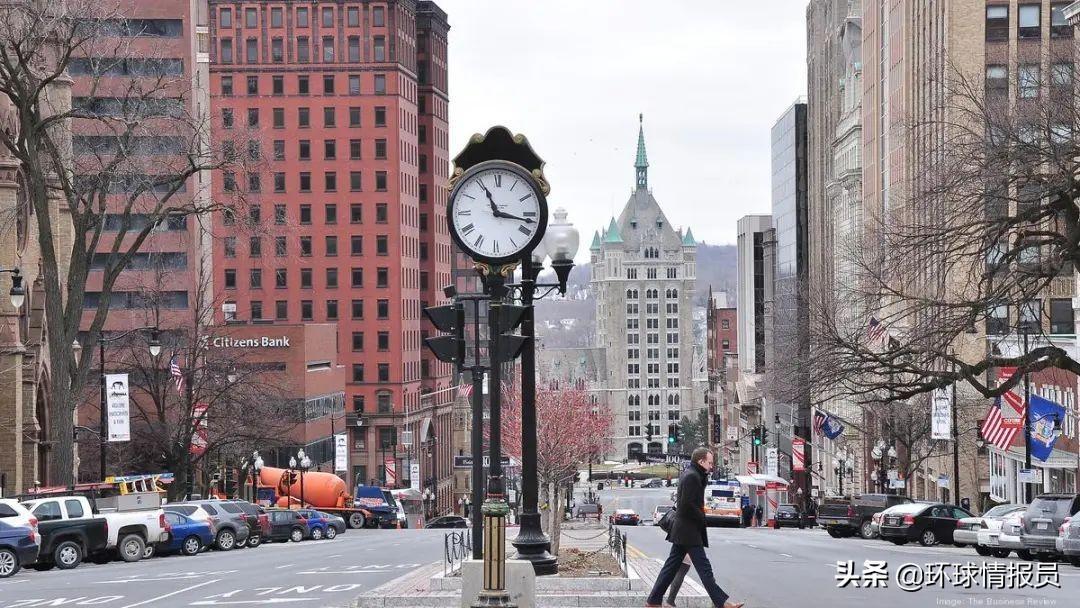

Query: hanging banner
<box><xmin>334</xmin><ymin>433</ymin><xmax>348</xmax><ymax>472</ymax></box>
<box><xmin>747</xmin><ymin>461</ymin><xmax>758</xmax><ymax>475</ymax></box>
<box><xmin>410</xmin><ymin>463</ymin><xmax>420</xmax><ymax>492</ymax></box>
<box><xmin>792</xmin><ymin>438</ymin><xmax>806</xmax><ymax>472</ymax></box>
<box><xmin>105</xmin><ymin>373</ymin><xmax>131</xmax><ymax>442</ymax></box>
<box><xmin>1028</xmin><ymin>395</ymin><xmax>1066</xmax><ymax>462</ymax></box>
<box><xmin>190</xmin><ymin>403</ymin><xmax>209</xmax><ymax>455</ymax></box>
<box><xmin>931</xmin><ymin>386</ymin><xmax>952</xmax><ymax>440</ymax></box>
<box><xmin>766</xmin><ymin>448</ymin><xmax>778</xmax><ymax>477</ymax></box>
<box><xmin>384</xmin><ymin>457</ymin><xmax>397</xmax><ymax>485</ymax></box>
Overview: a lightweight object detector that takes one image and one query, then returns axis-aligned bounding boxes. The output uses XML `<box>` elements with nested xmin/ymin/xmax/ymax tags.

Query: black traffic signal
<box><xmin>423</xmin><ymin>302</ymin><xmax>465</xmax><ymax>369</ymax></box>
<box><xmin>761</xmin><ymin>426</ymin><xmax>769</xmax><ymax>444</ymax></box>
<box><xmin>712</xmin><ymin>415</ymin><xmax>722</xmax><ymax>443</ymax></box>
<box><xmin>646</xmin><ymin>424</ymin><xmax>654</xmax><ymax>442</ymax></box>
<box><xmin>752</xmin><ymin>427</ymin><xmax>762</xmax><ymax>446</ymax></box>
<box><xmin>494</xmin><ymin>304</ymin><xmax>530</xmax><ymax>363</ymax></box>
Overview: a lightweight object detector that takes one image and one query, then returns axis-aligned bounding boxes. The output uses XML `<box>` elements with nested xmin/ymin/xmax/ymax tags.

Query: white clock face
<box><xmin>450</xmin><ymin>165</ymin><xmax>543</xmax><ymax>260</ymax></box>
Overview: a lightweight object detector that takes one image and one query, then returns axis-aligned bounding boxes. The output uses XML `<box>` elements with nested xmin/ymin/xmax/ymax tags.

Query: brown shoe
<box><xmin>723</xmin><ymin>602</ymin><xmax>745</xmax><ymax>608</ymax></box>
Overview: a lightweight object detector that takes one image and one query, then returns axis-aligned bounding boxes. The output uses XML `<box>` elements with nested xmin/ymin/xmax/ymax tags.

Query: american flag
<box><xmin>458</xmin><ymin>383</ymin><xmax>473</xmax><ymax>400</ymax></box>
<box><xmin>867</xmin><ymin>317</ymin><xmax>888</xmax><ymax>346</ymax></box>
<box><xmin>813</xmin><ymin>410</ymin><xmax>827</xmax><ymax>436</ymax></box>
<box><xmin>170</xmin><ymin>355</ymin><xmax>184</xmax><ymax>395</ymax></box>
<box><xmin>981</xmin><ymin>367</ymin><xmax>1026</xmax><ymax>451</ymax></box>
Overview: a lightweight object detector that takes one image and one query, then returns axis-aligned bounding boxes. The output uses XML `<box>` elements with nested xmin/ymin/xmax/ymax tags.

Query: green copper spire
<box><xmin>635</xmin><ymin>113</ymin><xmax>648</xmax><ymax>190</ymax></box>
<box><xmin>682</xmin><ymin>227</ymin><xmax>696</xmax><ymax>246</ymax></box>
<box><xmin>603</xmin><ymin>218</ymin><xmax>623</xmax><ymax>244</ymax></box>
<box><xmin>590</xmin><ymin>230</ymin><xmax>601</xmax><ymax>251</ymax></box>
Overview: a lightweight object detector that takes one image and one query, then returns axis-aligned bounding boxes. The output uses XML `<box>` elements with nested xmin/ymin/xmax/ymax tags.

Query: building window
<box><xmin>375</xmin><ymin>171</ymin><xmax>387</xmax><ymax>191</ymax></box>
<box><xmin>352</xmin><ymin>364</ymin><xmax>364</xmax><ymax>383</ymax></box>
<box><xmin>986</xmin><ymin>65</ymin><xmax>1007</xmax><ymax>94</ymax></box>
<box><xmin>322</xmin><ymin>6</ymin><xmax>334</xmax><ymax>27</ymax></box>
<box><xmin>350</xmin><ymin>139</ymin><xmax>362</xmax><ymax>160</ymax></box>
<box><xmin>245</xmin><ymin>38</ymin><xmax>257</xmax><ymax>63</ymax></box>
<box><xmin>296</xmin><ymin>7</ymin><xmax>309</xmax><ymax>27</ymax></box>
<box><xmin>376</xmin><ymin>203</ymin><xmax>388</xmax><ymax>223</ymax></box>
<box><xmin>374</xmin><ymin>37</ymin><xmax>386</xmax><ymax>62</ymax></box>
<box><xmin>376</xmin><ymin>267</ymin><xmax>388</xmax><ymax>288</ymax></box>
<box><xmin>325</xmin><ymin>172</ymin><xmax>337</xmax><ymax>192</ymax></box>
<box><xmin>1019</xmin><ymin>64</ymin><xmax>1040</xmax><ymax>98</ymax></box>
<box><xmin>245</xmin><ymin>7</ymin><xmax>257</xmax><ymax>28</ymax></box>
<box><xmin>221</xmin><ymin>75</ymin><xmax>233</xmax><ymax>96</ymax></box>
<box><xmin>300</xmin><ymin>236</ymin><xmax>312</xmax><ymax>257</ymax></box>
<box><xmin>326</xmin><ymin>267</ymin><xmax>339</xmax><ymax>288</ymax></box>
<box><xmin>347</xmin><ymin>6</ymin><xmax>360</xmax><ymax>27</ymax></box>
<box><xmin>376</xmin><ymin>235</ymin><xmax>388</xmax><ymax>255</ymax></box>
<box><xmin>349</xmin><ymin>107</ymin><xmax>361</xmax><ymax>127</ymax></box>
<box><xmin>298</xmin><ymin>75</ymin><xmax>309</xmax><ymax>95</ymax></box>
<box><xmin>249</xmin><ymin>236</ymin><xmax>261</xmax><ymax>257</ymax></box>
<box><xmin>378</xmin><ymin>331</ymin><xmax>389</xmax><ymax>351</ymax></box>
<box><xmin>1051</xmin><ymin>62</ymin><xmax>1074</xmax><ymax>89</ymax></box>
<box><xmin>326</xmin><ymin>235</ymin><xmax>338</xmax><ymax>256</ymax></box>
<box><xmin>349</xmin><ymin>75</ymin><xmax>361</xmax><ymax>95</ymax></box>
<box><xmin>352</xmin><ymin>332</ymin><xmax>364</xmax><ymax>351</ymax></box>
<box><xmin>297</xmin><ymin>37</ymin><xmax>310</xmax><ymax>62</ymax></box>
<box><xmin>220</xmin><ymin>8</ymin><xmax>232</xmax><ymax>27</ymax></box>
<box><xmin>1020</xmin><ymin>300</ymin><xmax>1042</xmax><ymax>332</ymax></box>
<box><xmin>322</xmin><ymin>37</ymin><xmax>335</xmax><ymax>62</ymax></box>
<box><xmin>352</xmin><ymin>299</ymin><xmax>364</xmax><ymax>319</ymax></box>
<box><xmin>351</xmin><ymin>235</ymin><xmax>363</xmax><ymax>256</ymax></box>
<box><xmin>247</xmin><ymin>108</ymin><xmax>259</xmax><ymax>127</ymax></box>
<box><xmin>271</xmin><ymin>38</ymin><xmax>283</xmax><ymax>63</ymax></box>
<box><xmin>251</xmin><ymin>301</ymin><xmax>263</xmax><ymax>320</ymax></box>
<box><xmin>374</xmin><ymin>73</ymin><xmax>386</xmax><ymax>94</ymax></box>
<box><xmin>223</xmin><ymin>236</ymin><xmax>236</xmax><ymax>258</ymax></box>
<box><xmin>300</xmin><ymin>267</ymin><xmax>313</xmax><ymax>288</ymax></box>
<box><xmin>273</xmin><ymin>107</ymin><xmax>285</xmax><ymax>128</ymax></box>
<box><xmin>324</xmin><ymin>106</ymin><xmax>336</xmax><ymax>127</ymax></box>
<box><xmin>348</xmin><ymin>37</ymin><xmax>360</xmax><ymax>62</ymax></box>
<box><xmin>373</xmin><ymin>6</ymin><xmax>385</xmax><ymax>27</ymax></box>
<box><xmin>986</xmin><ymin>5</ymin><xmax>1009</xmax><ymax>41</ymax></box>
<box><xmin>325</xmin><ymin>204</ymin><xmax>337</xmax><ymax>225</ymax></box>
<box><xmin>222</xmin><ymin>108</ymin><xmax>233</xmax><ymax>128</ymax></box>
<box><xmin>300</xmin><ymin>172</ymin><xmax>311</xmax><ymax>191</ymax></box>
<box><xmin>273</xmin><ymin>140</ymin><xmax>285</xmax><ymax>160</ymax></box>
<box><xmin>325</xmin><ymin>139</ymin><xmax>336</xmax><ymax>160</ymax></box>
<box><xmin>273</xmin><ymin>172</ymin><xmax>285</xmax><ymax>192</ymax></box>
<box><xmin>1018</xmin><ymin>4</ymin><xmax>1041</xmax><ymax>39</ymax></box>
<box><xmin>351</xmin><ymin>267</ymin><xmax>363</xmax><ymax>287</ymax></box>
<box><xmin>301</xmin><ymin>300</ymin><xmax>313</xmax><ymax>321</ymax></box>
<box><xmin>350</xmin><ymin>171</ymin><xmax>362</xmax><ymax>191</ymax></box>
<box><xmin>275</xmin><ymin>236</ymin><xmax>287</xmax><ymax>256</ymax></box>
<box><xmin>1050</xmin><ymin>299</ymin><xmax>1074</xmax><ymax>334</ymax></box>
<box><xmin>299</xmin><ymin>140</ymin><xmax>311</xmax><ymax>160</ymax></box>
<box><xmin>224</xmin><ymin>269</ymin><xmax>236</xmax><ymax>289</ymax></box>
<box><xmin>375</xmin><ymin>106</ymin><xmax>386</xmax><ymax>126</ymax></box>
<box><xmin>250</xmin><ymin>269</ymin><xmax>262</xmax><ymax>289</ymax></box>
<box><xmin>326</xmin><ymin>300</ymin><xmax>338</xmax><ymax>320</ymax></box>
<box><xmin>298</xmin><ymin>107</ymin><xmax>310</xmax><ymax>127</ymax></box>
<box><xmin>721</xmin><ymin>319</ymin><xmax>730</xmax><ymax>330</ymax></box>
<box><xmin>1052</xmin><ymin>3</ymin><xmax>1074</xmax><ymax>38</ymax></box>
<box><xmin>323</xmin><ymin>74</ymin><xmax>335</xmax><ymax>95</ymax></box>
<box><xmin>377</xmin><ymin>299</ymin><xmax>389</xmax><ymax>319</ymax></box>
<box><xmin>378</xmin><ymin>364</ymin><xmax>390</xmax><ymax>382</ymax></box>
<box><xmin>275</xmin><ymin>268</ymin><xmax>287</xmax><ymax>288</ymax></box>
<box><xmin>274</xmin><ymin>204</ymin><xmax>286</xmax><ymax>224</ymax></box>
<box><xmin>271</xmin><ymin>7</ymin><xmax>282</xmax><ymax>28</ymax></box>
<box><xmin>275</xmin><ymin>300</ymin><xmax>288</xmax><ymax>320</ymax></box>
<box><xmin>220</xmin><ymin>38</ymin><xmax>233</xmax><ymax>63</ymax></box>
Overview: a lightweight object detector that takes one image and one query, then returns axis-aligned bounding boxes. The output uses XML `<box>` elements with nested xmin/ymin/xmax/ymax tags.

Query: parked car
<box><xmin>610</xmin><ymin>509</ymin><xmax>640</xmax><ymax>526</ymax></box>
<box><xmin>317</xmin><ymin>511</ymin><xmax>347</xmax><ymax>536</ymax></box>
<box><xmin>264</xmin><ymin>509</ymin><xmax>309</xmax><ymax>542</ymax></box>
<box><xmin>878</xmin><ymin>502</ymin><xmax>972</xmax><ymax>546</ymax></box>
<box><xmin>955</xmin><ymin>504</ymin><xmax>1025</xmax><ymax>556</ymax></box>
<box><xmin>160</xmin><ymin>512</ymin><xmax>213</xmax><ymax>556</ymax></box>
<box><xmin>164</xmin><ymin>502</ymin><xmax>249</xmax><ymax>550</ymax></box>
<box><xmin>773</xmin><ymin>504</ymin><xmax>811</xmax><ymax>529</ymax></box>
<box><xmin>295</xmin><ymin>509</ymin><xmax>332</xmax><ymax>540</ymax></box>
<box><xmin>0</xmin><ymin>499</ymin><xmax>38</xmax><ymax>532</ymax></box>
<box><xmin>1019</xmin><ymin>494</ymin><xmax>1080</xmax><ymax>560</ymax></box>
<box><xmin>641</xmin><ymin>478</ymin><xmax>665</xmax><ymax>489</ymax></box>
<box><xmin>426</xmin><ymin>515</ymin><xmax>468</xmax><ymax>529</ymax></box>
<box><xmin>218</xmin><ymin>500</ymin><xmax>265</xmax><ymax>548</ymax></box>
<box><xmin>819</xmin><ymin>494</ymin><xmax>914</xmax><ymax>539</ymax></box>
<box><xmin>1059</xmin><ymin>515</ymin><xmax>1080</xmax><ymax>566</ymax></box>
<box><xmin>22</xmin><ymin>494</ymin><xmax>167</xmax><ymax>563</ymax></box>
<box><xmin>652</xmin><ymin>504</ymin><xmax>674</xmax><ymax>525</ymax></box>
<box><xmin>20</xmin><ymin>498</ymin><xmax>108</xmax><ymax>570</ymax></box>
<box><xmin>994</xmin><ymin>511</ymin><xmax>1028</xmax><ymax>559</ymax></box>
<box><xmin>0</xmin><ymin>521</ymin><xmax>39</xmax><ymax>578</ymax></box>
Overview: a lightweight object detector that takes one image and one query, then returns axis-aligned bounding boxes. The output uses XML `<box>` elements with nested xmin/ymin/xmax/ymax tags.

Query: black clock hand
<box><xmin>492</xmin><ymin>210</ymin><xmax>535</xmax><ymax>224</ymax></box>
<box><xmin>478</xmin><ymin>180</ymin><xmax>499</xmax><ymax>214</ymax></box>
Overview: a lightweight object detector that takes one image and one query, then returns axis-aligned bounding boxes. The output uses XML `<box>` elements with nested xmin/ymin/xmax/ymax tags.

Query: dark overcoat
<box><xmin>667</xmin><ymin>461</ymin><xmax>708</xmax><ymax>547</ymax></box>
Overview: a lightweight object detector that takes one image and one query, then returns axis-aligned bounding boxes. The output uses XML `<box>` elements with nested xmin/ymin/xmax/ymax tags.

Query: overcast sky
<box><xmin>436</xmin><ymin>0</ymin><xmax>808</xmax><ymax>260</ymax></box>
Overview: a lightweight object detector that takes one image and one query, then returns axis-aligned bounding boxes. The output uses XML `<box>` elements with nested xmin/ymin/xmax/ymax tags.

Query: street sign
<box><xmin>727</xmin><ymin>428</ymin><xmax>738</xmax><ymax>441</ymax></box>
<box><xmin>1019</xmin><ymin>468</ymin><xmax>1043</xmax><ymax>484</ymax></box>
<box><xmin>454</xmin><ymin>455</ymin><xmax>511</xmax><ymax>469</ymax></box>
<box><xmin>937</xmin><ymin>474</ymin><xmax>949</xmax><ymax>488</ymax></box>
<box><xmin>890</xmin><ymin>479</ymin><xmax>906</xmax><ymax>489</ymax></box>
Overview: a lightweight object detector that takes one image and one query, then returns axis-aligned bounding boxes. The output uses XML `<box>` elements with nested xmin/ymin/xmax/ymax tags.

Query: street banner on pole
<box><xmin>747</xmin><ymin>461</ymin><xmax>758</xmax><ymax>475</ymax></box>
<box><xmin>105</xmin><ymin>373</ymin><xmax>131</xmax><ymax>442</ymax></box>
<box><xmin>384</xmin><ymin>457</ymin><xmax>397</xmax><ymax>485</ymax></box>
<box><xmin>334</xmin><ymin>433</ymin><xmax>348</xmax><ymax>472</ymax></box>
<box><xmin>766</xmin><ymin>448</ymin><xmax>778</xmax><ymax>477</ymax></box>
<box><xmin>931</xmin><ymin>385</ymin><xmax>952</xmax><ymax>440</ymax></box>
<box><xmin>1028</xmin><ymin>395</ymin><xmax>1066</xmax><ymax>461</ymax></box>
<box><xmin>410</xmin><ymin>463</ymin><xmax>420</xmax><ymax>491</ymax></box>
<box><xmin>189</xmin><ymin>403</ymin><xmax>208</xmax><ymax>455</ymax></box>
<box><xmin>792</xmin><ymin>438</ymin><xmax>805</xmax><ymax>471</ymax></box>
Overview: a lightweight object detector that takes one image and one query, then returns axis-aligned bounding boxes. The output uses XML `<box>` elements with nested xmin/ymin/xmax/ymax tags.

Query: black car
<box><xmin>773</xmin><ymin>504</ymin><xmax>810</xmax><ymax>529</ymax></box>
<box><xmin>222</xmin><ymin>500</ymin><xmax>264</xmax><ymax>547</ymax></box>
<box><xmin>426</xmin><ymin>516</ymin><xmax>468</xmax><ymax>529</ymax></box>
<box><xmin>878</xmin><ymin>502</ymin><xmax>972</xmax><ymax>546</ymax></box>
<box><xmin>265</xmin><ymin>509</ymin><xmax>308</xmax><ymax>543</ymax></box>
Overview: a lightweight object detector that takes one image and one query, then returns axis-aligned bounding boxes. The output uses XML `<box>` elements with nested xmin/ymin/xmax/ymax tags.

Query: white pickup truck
<box><xmin>21</xmin><ymin>492</ymin><xmax>168</xmax><ymax>563</ymax></box>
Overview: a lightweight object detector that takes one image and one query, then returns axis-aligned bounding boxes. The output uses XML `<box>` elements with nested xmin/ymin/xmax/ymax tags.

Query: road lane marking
<box><xmin>779</xmin><ymin>553</ymin><xmax>793</xmax><ymax>557</ymax></box>
<box><xmin>119</xmin><ymin>578</ymin><xmax>220</xmax><ymax>608</ymax></box>
<box><xmin>275</xmin><ymin>564</ymin><xmax>295</xmax><ymax>569</ymax></box>
<box><xmin>191</xmin><ymin>599</ymin><xmax>316</xmax><ymax>605</ymax></box>
<box><xmin>96</xmin><ymin>571</ymin><xmax>237</xmax><ymax>584</ymax></box>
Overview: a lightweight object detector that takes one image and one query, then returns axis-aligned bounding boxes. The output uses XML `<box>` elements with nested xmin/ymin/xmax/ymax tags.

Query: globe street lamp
<box><xmin>509</xmin><ymin>207</ymin><xmax>580</xmax><ymax>575</ymax></box>
<box><xmin>249</xmin><ymin>451</ymin><xmax>263</xmax><ymax>504</ymax></box>
<box><xmin>297</xmin><ymin>450</ymin><xmax>312</xmax><ymax>508</ymax></box>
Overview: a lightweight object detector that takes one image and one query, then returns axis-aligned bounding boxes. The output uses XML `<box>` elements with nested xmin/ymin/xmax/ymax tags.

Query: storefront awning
<box><xmin>735</xmin><ymin>474</ymin><xmax>790</xmax><ymax>487</ymax></box>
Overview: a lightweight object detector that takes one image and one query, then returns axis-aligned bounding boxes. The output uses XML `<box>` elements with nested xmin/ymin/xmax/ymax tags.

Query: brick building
<box><xmin>207</xmin><ymin>0</ymin><xmax>455</xmax><ymax>514</ymax></box>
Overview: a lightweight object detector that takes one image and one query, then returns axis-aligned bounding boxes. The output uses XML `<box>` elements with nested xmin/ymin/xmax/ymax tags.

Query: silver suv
<box><xmin>1019</xmin><ymin>494</ymin><xmax>1080</xmax><ymax>559</ymax></box>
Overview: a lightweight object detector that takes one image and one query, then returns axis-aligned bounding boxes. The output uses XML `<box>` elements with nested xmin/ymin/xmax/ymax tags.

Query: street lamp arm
<box><xmin>98</xmin><ymin>325</ymin><xmax>160</xmax><ymax>344</ymax></box>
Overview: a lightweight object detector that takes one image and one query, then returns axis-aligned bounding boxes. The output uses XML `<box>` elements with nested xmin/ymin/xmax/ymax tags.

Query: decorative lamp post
<box><xmin>288</xmin><ymin>456</ymin><xmax>297</xmax><ymax>508</ymax></box>
<box><xmin>297</xmin><ymin>450</ymin><xmax>311</xmax><ymax>508</ymax></box>
<box><xmin>250</xmin><ymin>451</ymin><xmax>264</xmax><ymax>504</ymax></box>
<box><xmin>510</xmin><ymin>207</ymin><xmax>580</xmax><ymax>575</ymax></box>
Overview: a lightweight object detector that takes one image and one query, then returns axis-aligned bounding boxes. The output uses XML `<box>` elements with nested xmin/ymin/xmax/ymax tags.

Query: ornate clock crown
<box><xmin>448</xmin><ymin>126</ymin><xmax>549</xmax><ymax>196</ymax></box>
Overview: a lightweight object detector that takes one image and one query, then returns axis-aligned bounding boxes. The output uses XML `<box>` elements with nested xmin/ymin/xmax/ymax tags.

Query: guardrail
<box><xmin>444</xmin><ymin>529</ymin><xmax>471</xmax><ymax>576</ymax></box>
<box><xmin>607</xmin><ymin>521</ymin><xmax>628</xmax><ymax>581</ymax></box>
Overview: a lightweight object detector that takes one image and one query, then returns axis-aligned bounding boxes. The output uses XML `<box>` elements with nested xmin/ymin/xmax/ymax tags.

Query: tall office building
<box><xmin>734</xmin><ymin>214</ymin><xmax>773</xmax><ymax>475</ymax></box>
<box><xmin>591</xmin><ymin>117</ymin><xmax>699</xmax><ymax>461</ymax></box>
<box><xmin>209</xmin><ymin>0</ymin><xmax>454</xmax><ymax>513</ymax></box>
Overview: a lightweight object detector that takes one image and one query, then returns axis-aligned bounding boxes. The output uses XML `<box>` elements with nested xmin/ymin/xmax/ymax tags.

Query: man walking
<box><xmin>646</xmin><ymin>447</ymin><xmax>743</xmax><ymax>608</ymax></box>
<box><xmin>755</xmin><ymin>504</ymin><xmax>763</xmax><ymax>527</ymax></box>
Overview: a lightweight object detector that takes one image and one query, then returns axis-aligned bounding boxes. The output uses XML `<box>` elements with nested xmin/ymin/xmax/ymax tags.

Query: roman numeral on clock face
<box><xmin>461</xmin><ymin>223</ymin><xmax>475</xmax><ymax>235</ymax></box>
<box><xmin>517</xmin><ymin>225</ymin><xmax>532</xmax><ymax>236</ymax></box>
<box><xmin>519</xmin><ymin>194</ymin><xmax>532</xmax><ymax>202</ymax></box>
<box><xmin>458</xmin><ymin>209</ymin><xmax>471</xmax><ymax>216</ymax></box>
<box><xmin>492</xmin><ymin>241</ymin><xmax>500</xmax><ymax>254</ymax></box>
<box><xmin>523</xmin><ymin>211</ymin><xmax>536</xmax><ymax>217</ymax></box>
<box><xmin>474</xmin><ymin>235</ymin><xmax>484</xmax><ymax>248</ymax></box>
<box><xmin>493</xmin><ymin>174</ymin><xmax>503</xmax><ymax>187</ymax></box>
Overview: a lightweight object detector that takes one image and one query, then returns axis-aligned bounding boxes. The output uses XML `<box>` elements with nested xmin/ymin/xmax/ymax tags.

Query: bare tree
<box><xmin>112</xmin><ymin>264</ymin><xmax>296</xmax><ymax>500</ymax></box>
<box><xmin>808</xmin><ymin>54</ymin><xmax>1080</xmax><ymax>408</ymax></box>
<box><xmin>0</xmin><ymin>1</ymin><xmax>251</xmax><ymax>483</ymax></box>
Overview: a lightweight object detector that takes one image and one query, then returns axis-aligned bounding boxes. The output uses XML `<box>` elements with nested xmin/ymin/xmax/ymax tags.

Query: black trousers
<box><xmin>647</xmin><ymin>543</ymin><xmax>729</xmax><ymax>606</ymax></box>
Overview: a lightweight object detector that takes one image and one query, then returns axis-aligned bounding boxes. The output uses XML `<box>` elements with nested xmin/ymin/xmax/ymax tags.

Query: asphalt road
<box><xmin>620</xmin><ymin>523</ymin><xmax>1078</xmax><ymax>608</ymax></box>
<box><xmin>0</xmin><ymin>529</ymin><xmax>447</xmax><ymax>608</ymax></box>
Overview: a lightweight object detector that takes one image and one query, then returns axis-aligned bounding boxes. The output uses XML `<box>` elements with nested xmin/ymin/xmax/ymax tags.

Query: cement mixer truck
<box><xmin>256</xmin><ymin>466</ymin><xmax>402</xmax><ymax>529</ymax></box>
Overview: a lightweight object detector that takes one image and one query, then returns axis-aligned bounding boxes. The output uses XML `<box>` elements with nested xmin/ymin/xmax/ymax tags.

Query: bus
<box><xmin>704</xmin><ymin>479</ymin><xmax>743</xmax><ymax>527</ymax></box>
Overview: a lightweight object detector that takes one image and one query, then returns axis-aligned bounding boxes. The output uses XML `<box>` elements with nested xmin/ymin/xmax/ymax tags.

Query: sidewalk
<box><xmin>349</xmin><ymin>522</ymin><xmax>713</xmax><ymax>607</ymax></box>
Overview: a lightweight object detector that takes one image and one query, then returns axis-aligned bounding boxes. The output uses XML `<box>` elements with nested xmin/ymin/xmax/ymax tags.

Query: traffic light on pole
<box><xmin>761</xmin><ymin>426</ymin><xmax>769</xmax><ymax>445</ymax></box>
<box><xmin>494</xmin><ymin>304</ymin><xmax>530</xmax><ymax>362</ymax></box>
<box><xmin>752</xmin><ymin>427</ymin><xmax>762</xmax><ymax>446</ymax></box>
<box><xmin>646</xmin><ymin>424</ymin><xmax>654</xmax><ymax>442</ymax></box>
<box><xmin>423</xmin><ymin>302</ymin><xmax>465</xmax><ymax>370</ymax></box>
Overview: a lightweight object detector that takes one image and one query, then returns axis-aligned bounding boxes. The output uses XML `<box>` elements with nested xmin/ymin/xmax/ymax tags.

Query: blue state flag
<box><xmin>822</xmin><ymin>415</ymin><xmax>844</xmax><ymax>440</ymax></box>
<box><xmin>1028</xmin><ymin>394</ymin><xmax>1066</xmax><ymax>462</ymax></box>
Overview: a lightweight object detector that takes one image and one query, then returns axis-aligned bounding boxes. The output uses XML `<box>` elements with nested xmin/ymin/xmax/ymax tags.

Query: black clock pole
<box><xmin>511</xmin><ymin>252</ymin><xmax>557</xmax><ymax>573</ymax></box>
<box><xmin>474</xmin><ymin>273</ymin><xmax>515</xmax><ymax>608</ymax></box>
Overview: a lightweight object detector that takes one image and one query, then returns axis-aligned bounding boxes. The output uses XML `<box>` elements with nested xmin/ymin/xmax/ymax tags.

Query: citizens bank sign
<box><xmin>212</xmin><ymin>336</ymin><xmax>291</xmax><ymax>348</ymax></box>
